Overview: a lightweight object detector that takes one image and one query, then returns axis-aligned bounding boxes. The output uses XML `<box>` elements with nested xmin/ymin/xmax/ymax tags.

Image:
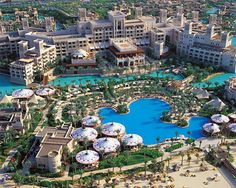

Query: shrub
<box><xmin>165</xmin><ymin>143</ymin><xmax>184</xmax><ymax>152</ymax></box>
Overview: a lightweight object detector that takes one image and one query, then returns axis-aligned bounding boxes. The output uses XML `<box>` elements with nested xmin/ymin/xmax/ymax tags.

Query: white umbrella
<box><xmin>82</xmin><ymin>116</ymin><xmax>101</xmax><ymax>127</ymax></box>
<box><xmin>203</xmin><ymin>123</ymin><xmax>220</xmax><ymax>134</ymax></box>
<box><xmin>75</xmin><ymin>150</ymin><xmax>99</xmax><ymax>165</ymax></box>
<box><xmin>101</xmin><ymin>122</ymin><xmax>126</xmax><ymax>137</ymax></box>
<box><xmin>71</xmin><ymin>127</ymin><xmax>98</xmax><ymax>142</ymax></box>
<box><xmin>228</xmin><ymin>123</ymin><xmax>236</xmax><ymax>133</ymax></box>
<box><xmin>36</xmin><ymin>87</ymin><xmax>55</xmax><ymax>96</ymax></box>
<box><xmin>121</xmin><ymin>134</ymin><xmax>143</xmax><ymax>146</ymax></box>
<box><xmin>93</xmin><ymin>137</ymin><xmax>120</xmax><ymax>154</ymax></box>
<box><xmin>12</xmin><ymin>89</ymin><xmax>34</xmax><ymax>99</ymax></box>
<box><xmin>211</xmin><ymin>114</ymin><xmax>229</xmax><ymax>124</ymax></box>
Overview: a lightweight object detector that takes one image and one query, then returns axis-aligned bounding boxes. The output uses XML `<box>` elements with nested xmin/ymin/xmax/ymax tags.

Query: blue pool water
<box><xmin>193</xmin><ymin>73</ymin><xmax>236</xmax><ymax>88</ymax></box>
<box><xmin>206</xmin><ymin>7</ymin><xmax>219</xmax><ymax>14</ymax></box>
<box><xmin>232</xmin><ymin>36</ymin><xmax>236</xmax><ymax>47</ymax></box>
<box><xmin>0</xmin><ymin>71</ymin><xmax>183</xmax><ymax>95</ymax></box>
<box><xmin>0</xmin><ymin>74</ymin><xmax>25</xmax><ymax>95</ymax></box>
<box><xmin>49</xmin><ymin>71</ymin><xmax>183</xmax><ymax>86</ymax></box>
<box><xmin>99</xmin><ymin>98</ymin><xmax>209</xmax><ymax>145</ymax></box>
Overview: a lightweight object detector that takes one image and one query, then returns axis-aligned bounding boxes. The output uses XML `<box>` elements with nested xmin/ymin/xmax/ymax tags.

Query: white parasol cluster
<box><xmin>211</xmin><ymin>114</ymin><xmax>229</xmax><ymax>124</ymax></box>
<box><xmin>71</xmin><ymin>127</ymin><xmax>98</xmax><ymax>142</ymax></box>
<box><xmin>228</xmin><ymin>123</ymin><xmax>236</xmax><ymax>133</ymax></box>
<box><xmin>101</xmin><ymin>122</ymin><xmax>125</xmax><ymax>137</ymax></box>
<box><xmin>36</xmin><ymin>87</ymin><xmax>55</xmax><ymax>96</ymax></box>
<box><xmin>82</xmin><ymin>116</ymin><xmax>101</xmax><ymax>127</ymax></box>
<box><xmin>203</xmin><ymin>123</ymin><xmax>220</xmax><ymax>134</ymax></box>
<box><xmin>75</xmin><ymin>150</ymin><xmax>99</xmax><ymax>165</ymax></box>
<box><xmin>12</xmin><ymin>89</ymin><xmax>34</xmax><ymax>99</ymax></box>
<box><xmin>93</xmin><ymin>137</ymin><xmax>120</xmax><ymax>154</ymax></box>
<box><xmin>121</xmin><ymin>134</ymin><xmax>143</xmax><ymax>147</ymax></box>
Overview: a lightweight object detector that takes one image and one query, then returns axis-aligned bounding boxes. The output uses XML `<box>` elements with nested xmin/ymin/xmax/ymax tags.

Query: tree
<box><xmin>179</xmin><ymin>151</ymin><xmax>185</xmax><ymax>166</ymax></box>
<box><xmin>187</xmin><ymin>153</ymin><xmax>191</xmax><ymax>166</ymax></box>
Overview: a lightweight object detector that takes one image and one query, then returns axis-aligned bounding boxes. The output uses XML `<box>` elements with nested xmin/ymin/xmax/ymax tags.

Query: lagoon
<box><xmin>98</xmin><ymin>98</ymin><xmax>209</xmax><ymax>145</ymax></box>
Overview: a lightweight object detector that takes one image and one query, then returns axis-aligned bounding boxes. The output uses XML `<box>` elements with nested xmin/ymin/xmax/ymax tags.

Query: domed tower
<box><xmin>48</xmin><ymin>150</ymin><xmax>61</xmax><ymax>173</ymax></box>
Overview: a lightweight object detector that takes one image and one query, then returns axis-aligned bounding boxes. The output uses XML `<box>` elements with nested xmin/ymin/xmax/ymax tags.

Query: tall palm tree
<box><xmin>179</xmin><ymin>151</ymin><xmax>185</xmax><ymax>166</ymax></box>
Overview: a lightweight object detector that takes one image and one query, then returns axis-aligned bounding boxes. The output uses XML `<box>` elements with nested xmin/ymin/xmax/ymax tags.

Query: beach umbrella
<box><xmin>203</xmin><ymin>123</ymin><xmax>220</xmax><ymax>134</ymax></box>
<box><xmin>82</xmin><ymin>116</ymin><xmax>101</xmax><ymax>127</ymax></box>
<box><xmin>228</xmin><ymin>123</ymin><xmax>236</xmax><ymax>133</ymax></box>
<box><xmin>93</xmin><ymin>137</ymin><xmax>120</xmax><ymax>154</ymax></box>
<box><xmin>121</xmin><ymin>134</ymin><xmax>143</xmax><ymax>146</ymax></box>
<box><xmin>12</xmin><ymin>89</ymin><xmax>34</xmax><ymax>99</ymax></box>
<box><xmin>71</xmin><ymin>127</ymin><xmax>98</xmax><ymax>142</ymax></box>
<box><xmin>75</xmin><ymin>150</ymin><xmax>99</xmax><ymax>165</ymax></box>
<box><xmin>211</xmin><ymin>114</ymin><xmax>229</xmax><ymax>124</ymax></box>
<box><xmin>35</xmin><ymin>87</ymin><xmax>55</xmax><ymax>96</ymax></box>
<box><xmin>101</xmin><ymin>122</ymin><xmax>125</xmax><ymax>137</ymax></box>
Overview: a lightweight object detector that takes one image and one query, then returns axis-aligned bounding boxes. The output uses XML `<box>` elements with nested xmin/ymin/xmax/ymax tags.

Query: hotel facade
<box><xmin>0</xmin><ymin>7</ymin><xmax>235</xmax><ymax>85</ymax></box>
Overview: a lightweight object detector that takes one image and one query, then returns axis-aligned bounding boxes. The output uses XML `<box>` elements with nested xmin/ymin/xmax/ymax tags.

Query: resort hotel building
<box><xmin>177</xmin><ymin>22</ymin><xmax>236</xmax><ymax>73</ymax></box>
<box><xmin>10</xmin><ymin>39</ymin><xmax>56</xmax><ymax>85</ymax></box>
<box><xmin>0</xmin><ymin>7</ymin><xmax>235</xmax><ymax>85</ymax></box>
<box><xmin>225</xmin><ymin>77</ymin><xmax>236</xmax><ymax>105</ymax></box>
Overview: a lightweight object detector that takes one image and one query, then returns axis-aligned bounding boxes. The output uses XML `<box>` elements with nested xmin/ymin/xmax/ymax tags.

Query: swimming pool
<box><xmin>193</xmin><ymin>73</ymin><xmax>236</xmax><ymax>88</ymax></box>
<box><xmin>98</xmin><ymin>98</ymin><xmax>209</xmax><ymax>145</ymax></box>
<box><xmin>232</xmin><ymin>36</ymin><xmax>236</xmax><ymax>47</ymax></box>
<box><xmin>206</xmin><ymin>7</ymin><xmax>219</xmax><ymax>14</ymax></box>
<box><xmin>49</xmin><ymin>71</ymin><xmax>183</xmax><ymax>86</ymax></box>
<box><xmin>0</xmin><ymin>71</ymin><xmax>183</xmax><ymax>95</ymax></box>
<box><xmin>0</xmin><ymin>74</ymin><xmax>25</xmax><ymax>95</ymax></box>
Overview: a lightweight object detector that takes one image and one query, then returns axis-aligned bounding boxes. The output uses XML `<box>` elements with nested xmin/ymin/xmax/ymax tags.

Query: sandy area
<box><xmin>98</xmin><ymin>156</ymin><xmax>233</xmax><ymax>188</ymax></box>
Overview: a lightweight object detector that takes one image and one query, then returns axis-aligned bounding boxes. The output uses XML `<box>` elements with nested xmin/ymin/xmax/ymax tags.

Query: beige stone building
<box><xmin>10</xmin><ymin>39</ymin><xmax>56</xmax><ymax>85</ymax></box>
<box><xmin>35</xmin><ymin>124</ymin><xmax>74</xmax><ymax>173</ymax></box>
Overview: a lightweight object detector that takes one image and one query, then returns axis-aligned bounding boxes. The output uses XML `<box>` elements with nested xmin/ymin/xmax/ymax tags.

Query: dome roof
<box><xmin>82</xmin><ymin>116</ymin><xmax>101</xmax><ymax>127</ymax></box>
<box><xmin>101</xmin><ymin>122</ymin><xmax>125</xmax><ymax>137</ymax></box>
<box><xmin>12</xmin><ymin>89</ymin><xmax>34</xmax><ymax>99</ymax></box>
<box><xmin>211</xmin><ymin>114</ymin><xmax>229</xmax><ymax>124</ymax></box>
<box><xmin>203</xmin><ymin>123</ymin><xmax>220</xmax><ymax>134</ymax></box>
<box><xmin>36</xmin><ymin>87</ymin><xmax>55</xmax><ymax>96</ymax></box>
<box><xmin>72</xmin><ymin>49</ymin><xmax>88</xmax><ymax>58</ymax></box>
<box><xmin>76</xmin><ymin>150</ymin><xmax>99</xmax><ymax>165</ymax></box>
<box><xmin>93</xmin><ymin>137</ymin><xmax>120</xmax><ymax>154</ymax></box>
<box><xmin>121</xmin><ymin>134</ymin><xmax>143</xmax><ymax>146</ymax></box>
<box><xmin>229</xmin><ymin>123</ymin><xmax>236</xmax><ymax>133</ymax></box>
<box><xmin>71</xmin><ymin>127</ymin><xmax>98</xmax><ymax>142</ymax></box>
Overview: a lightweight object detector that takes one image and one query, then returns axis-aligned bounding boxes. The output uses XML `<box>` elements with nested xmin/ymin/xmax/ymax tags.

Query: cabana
<box><xmin>75</xmin><ymin>150</ymin><xmax>99</xmax><ymax>169</ymax></box>
<box><xmin>211</xmin><ymin>114</ymin><xmax>229</xmax><ymax>124</ymax></box>
<box><xmin>101</xmin><ymin>122</ymin><xmax>125</xmax><ymax>138</ymax></box>
<box><xmin>121</xmin><ymin>134</ymin><xmax>143</xmax><ymax>150</ymax></box>
<box><xmin>71</xmin><ymin>127</ymin><xmax>98</xmax><ymax>142</ymax></box>
<box><xmin>203</xmin><ymin>123</ymin><xmax>220</xmax><ymax>136</ymax></box>
<box><xmin>93</xmin><ymin>137</ymin><xmax>120</xmax><ymax>156</ymax></box>
<box><xmin>82</xmin><ymin>116</ymin><xmax>101</xmax><ymax>128</ymax></box>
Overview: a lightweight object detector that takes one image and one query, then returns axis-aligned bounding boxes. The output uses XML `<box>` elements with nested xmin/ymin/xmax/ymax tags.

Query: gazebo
<box><xmin>35</xmin><ymin>87</ymin><xmax>55</xmax><ymax>97</ymax></box>
<box><xmin>71</xmin><ymin>127</ymin><xmax>98</xmax><ymax>142</ymax></box>
<box><xmin>12</xmin><ymin>89</ymin><xmax>34</xmax><ymax>99</ymax></box>
<box><xmin>93</xmin><ymin>137</ymin><xmax>120</xmax><ymax>155</ymax></box>
<box><xmin>121</xmin><ymin>134</ymin><xmax>143</xmax><ymax>150</ymax></box>
<box><xmin>101</xmin><ymin>122</ymin><xmax>126</xmax><ymax>138</ymax></box>
<box><xmin>203</xmin><ymin>123</ymin><xmax>220</xmax><ymax>136</ymax></box>
<box><xmin>75</xmin><ymin>150</ymin><xmax>99</xmax><ymax>169</ymax></box>
<box><xmin>82</xmin><ymin>116</ymin><xmax>101</xmax><ymax>128</ymax></box>
<box><xmin>228</xmin><ymin>123</ymin><xmax>236</xmax><ymax>136</ymax></box>
<box><xmin>211</xmin><ymin>114</ymin><xmax>230</xmax><ymax>124</ymax></box>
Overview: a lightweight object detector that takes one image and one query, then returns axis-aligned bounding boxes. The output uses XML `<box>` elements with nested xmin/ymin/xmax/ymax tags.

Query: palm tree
<box><xmin>195</xmin><ymin>153</ymin><xmax>200</xmax><ymax>164</ymax></box>
<box><xmin>227</xmin><ymin>145</ymin><xmax>231</xmax><ymax>157</ymax></box>
<box><xmin>166</xmin><ymin>157</ymin><xmax>172</xmax><ymax>170</ymax></box>
<box><xmin>144</xmin><ymin>161</ymin><xmax>148</xmax><ymax>177</ymax></box>
<box><xmin>175</xmin><ymin>131</ymin><xmax>179</xmax><ymax>139</ymax></box>
<box><xmin>187</xmin><ymin>153</ymin><xmax>191</xmax><ymax>166</ymax></box>
<box><xmin>179</xmin><ymin>151</ymin><xmax>185</xmax><ymax>166</ymax></box>
<box><xmin>156</xmin><ymin>136</ymin><xmax>160</xmax><ymax>149</ymax></box>
<box><xmin>187</xmin><ymin>131</ymin><xmax>192</xmax><ymax>139</ymax></box>
<box><xmin>199</xmin><ymin>140</ymin><xmax>202</xmax><ymax>149</ymax></box>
